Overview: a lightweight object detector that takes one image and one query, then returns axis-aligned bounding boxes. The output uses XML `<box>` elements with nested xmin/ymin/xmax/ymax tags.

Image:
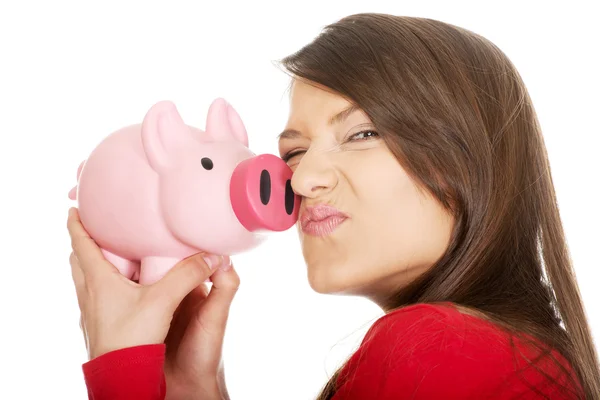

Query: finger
<box><xmin>70</xmin><ymin>252</ymin><xmax>86</xmax><ymax>310</ymax></box>
<box><xmin>67</xmin><ymin>208</ymin><xmax>106</xmax><ymax>272</ymax></box>
<box><xmin>192</xmin><ymin>257</ymin><xmax>240</xmax><ymax>335</ymax></box>
<box><xmin>148</xmin><ymin>253</ymin><xmax>223</xmax><ymax>311</ymax></box>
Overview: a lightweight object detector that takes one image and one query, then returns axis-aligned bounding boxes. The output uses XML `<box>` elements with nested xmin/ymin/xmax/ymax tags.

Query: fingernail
<box><xmin>202</xmin><ymin>255</ymin><xmax>222</xmax><ymax>270</ymax></box>
<box><xmin>220</xmin><ymin>256</ymin><xmax>232</xmax><ymax>272</ymax></box>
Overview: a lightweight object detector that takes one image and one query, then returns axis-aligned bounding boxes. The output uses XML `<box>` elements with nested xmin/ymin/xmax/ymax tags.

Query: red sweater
<box><xmin>82</xmin><ymin>302</ymin><xmax>583</xmax><ymax>399</ymax></box>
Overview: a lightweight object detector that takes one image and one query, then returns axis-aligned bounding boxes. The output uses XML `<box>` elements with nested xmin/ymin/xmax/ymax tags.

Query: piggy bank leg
<box><xmin>139</xmin><ymin>257</ymin><xmax>180</xmax><ymax>285</ymax></box>
<box><xmin>101</xmin><ymin>249</ymin><xmax>140</xmax><ymax>281</ymax></box>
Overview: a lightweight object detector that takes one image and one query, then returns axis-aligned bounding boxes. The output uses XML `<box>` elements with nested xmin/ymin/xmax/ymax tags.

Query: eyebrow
<box><xmin>277</xmin><ymin>104</ymin><xmax>360</xmax><ymax>140</ymax></box>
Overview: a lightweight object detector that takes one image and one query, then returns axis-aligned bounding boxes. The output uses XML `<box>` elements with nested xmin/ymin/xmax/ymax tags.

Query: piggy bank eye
<box><xmin>201</xmin><ymin>157</ymin><xmax>213</xmax><ymax>170</ymax></box>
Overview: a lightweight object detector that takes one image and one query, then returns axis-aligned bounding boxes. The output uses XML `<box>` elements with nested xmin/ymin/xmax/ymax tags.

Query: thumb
<box><xmin>191</xmin><ymin>257</ymin><xmax>240</xmax><ymax>336</ymax></box>
<box><xmin>149</xmin><ymin>253</ymin><xmax>223</xmax><ymax>310</ymax></box>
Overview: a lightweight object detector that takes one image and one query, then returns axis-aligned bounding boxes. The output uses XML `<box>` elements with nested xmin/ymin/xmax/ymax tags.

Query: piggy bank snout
<box><xmin>258</xmin><ymin>169</ymin><xmax>296</xmax><ymax>215</ymax></box>
<box><xmin>230</xmin><ymin>154</ymin><xmax>300</xmax><ymax>232</ymax></box>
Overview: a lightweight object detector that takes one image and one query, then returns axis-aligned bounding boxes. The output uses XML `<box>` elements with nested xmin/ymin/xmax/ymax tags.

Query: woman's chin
<box><xmin>307</xmin><ymin>273</ymin><xmax>334</xmax><ymax>294</ymax></box>
<box><xmin>306</xmin><ymin>260</ymin><xmax>354</xmax><ymax>295</ymax></box>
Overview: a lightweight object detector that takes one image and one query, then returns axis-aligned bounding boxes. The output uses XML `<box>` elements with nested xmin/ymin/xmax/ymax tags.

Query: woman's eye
<box><xmin>349</xmin><ymin>130</ymin><xmax>379</xmax><ymax>141</ymax></box>
<box><xmin>281</xmin><ymin>150</ymin><xmax>305</xmax><ymax>162</ymax></box>
<box><xmin>281</xmin><ymin>130</ymin><xmax>378</xmax><ymax>162</ymax></box>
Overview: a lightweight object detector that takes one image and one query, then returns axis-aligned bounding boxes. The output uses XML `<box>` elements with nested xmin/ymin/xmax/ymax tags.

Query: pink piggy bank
<box><xmin>68</xmin><ymin>98</ymin><xmax>299</xmax><ymax>284</ymax></box>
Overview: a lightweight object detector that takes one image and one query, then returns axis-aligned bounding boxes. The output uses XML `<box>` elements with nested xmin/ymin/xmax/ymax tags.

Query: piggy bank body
<box><xmin>69</xmin><ymin>99</ymin><xmax>299</xmax><ymax>284</ymax></box>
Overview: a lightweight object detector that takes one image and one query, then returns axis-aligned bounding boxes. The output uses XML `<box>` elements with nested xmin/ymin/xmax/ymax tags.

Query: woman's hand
<box><xmin>163</xmin><ymin>258</ymin><xmax>239</xmax><ymax>400</ymax></box>
<box><xmin>68</xmin><ymin>207</ymin><xmax>238</xmax><ymax>399</ymax></box>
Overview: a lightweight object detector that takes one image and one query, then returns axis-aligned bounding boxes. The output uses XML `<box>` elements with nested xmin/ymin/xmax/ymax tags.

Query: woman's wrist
<box><xmin>216</xmin><ymin>365</ymin><xmax>230</xmax><ymax>400</ymax></box>
<box><xmin>90</xmin><ymin>340</ymin><xmax>162</xmax><ymax>360</ymax></box>
<box><xmin>164</xmin><ymin>378</ymin><xmax>227</xmax><ymax>400</ymax></box>
<box><xmin>202</xmin><ymin>377</ymin><xmax>230</xmax><ymax>400</ymax></box>
<box><xmin>216</xmin><ymin>380</ymin><xmax>231</xmax><ymax>400</ymax></box>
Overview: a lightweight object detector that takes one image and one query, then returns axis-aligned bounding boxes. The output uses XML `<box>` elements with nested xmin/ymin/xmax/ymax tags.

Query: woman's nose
<box><xmin>290</xmin><ymin>151</ymin><xmax>337</xmax><ymax>198</ymax></box>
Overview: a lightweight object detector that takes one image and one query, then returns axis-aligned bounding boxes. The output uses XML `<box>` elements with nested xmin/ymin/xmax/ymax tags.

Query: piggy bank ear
<box><xmin>206</xmin><ymin>98</ymin><xmax>249</xmax><ymax>147</ymax></box>
<box><xmin>142</xmin><ymin>101</ymin><xmax>194</xmax><ymax>173</ymax></box>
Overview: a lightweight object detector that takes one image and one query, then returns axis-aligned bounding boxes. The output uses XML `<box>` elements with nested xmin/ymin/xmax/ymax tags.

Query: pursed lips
<box><xmin>299</xmin><ymin>204</ymin><xmax>349</xmax><ymax>236</ymax></box>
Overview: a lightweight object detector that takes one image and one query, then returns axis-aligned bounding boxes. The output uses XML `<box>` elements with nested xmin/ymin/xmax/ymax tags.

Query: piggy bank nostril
<box><xmin>260</xmin><ymin>170</ymin><xmax>271</xmax><ymax>205</ymax></box>
<box><xmin>285</xmin><ymin>179</ymin><xmax>294</xmax><ymax>215</ymax></box>
<box><xmin>201</xmin><ymin>157</ymin><xmax>213</xmax><ymax>170</ymax></box>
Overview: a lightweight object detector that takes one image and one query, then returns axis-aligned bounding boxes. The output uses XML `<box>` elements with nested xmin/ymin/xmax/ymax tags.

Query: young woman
<box><xmin>67</xmin><ymin>13</ymin><xmax>600</xmax><ymax>399</ymax></box>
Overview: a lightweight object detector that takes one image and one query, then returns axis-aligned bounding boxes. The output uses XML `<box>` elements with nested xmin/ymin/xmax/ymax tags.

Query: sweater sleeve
<box><xmin>82</xmin><ymin>344</ymin><xmax>166</xmax><ymax>400</ymax></box>
<box><xmin>331</xmin><ymin>303</ymin><xmax>581</xmax><ymax>399</ymax></box>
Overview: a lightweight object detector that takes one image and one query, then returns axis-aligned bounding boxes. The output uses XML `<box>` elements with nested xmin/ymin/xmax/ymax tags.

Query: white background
<box><xmin>0</xmin><ymin>1</ymin><xmax>598</xmax><ymax>399</ymax></box>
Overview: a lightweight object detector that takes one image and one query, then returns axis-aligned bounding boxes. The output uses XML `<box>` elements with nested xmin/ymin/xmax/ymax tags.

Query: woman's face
<box><xmin>278</xmin><ymin>79</ymin><xmax>454</xmax><ymax>308</ymax></box>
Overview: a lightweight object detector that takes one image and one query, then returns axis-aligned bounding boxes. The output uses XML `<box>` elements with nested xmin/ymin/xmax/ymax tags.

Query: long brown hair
<box><xmin>277</xmin><ymin>13</ymin><xmax>599</xmax><ymax>399</ymax></box>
